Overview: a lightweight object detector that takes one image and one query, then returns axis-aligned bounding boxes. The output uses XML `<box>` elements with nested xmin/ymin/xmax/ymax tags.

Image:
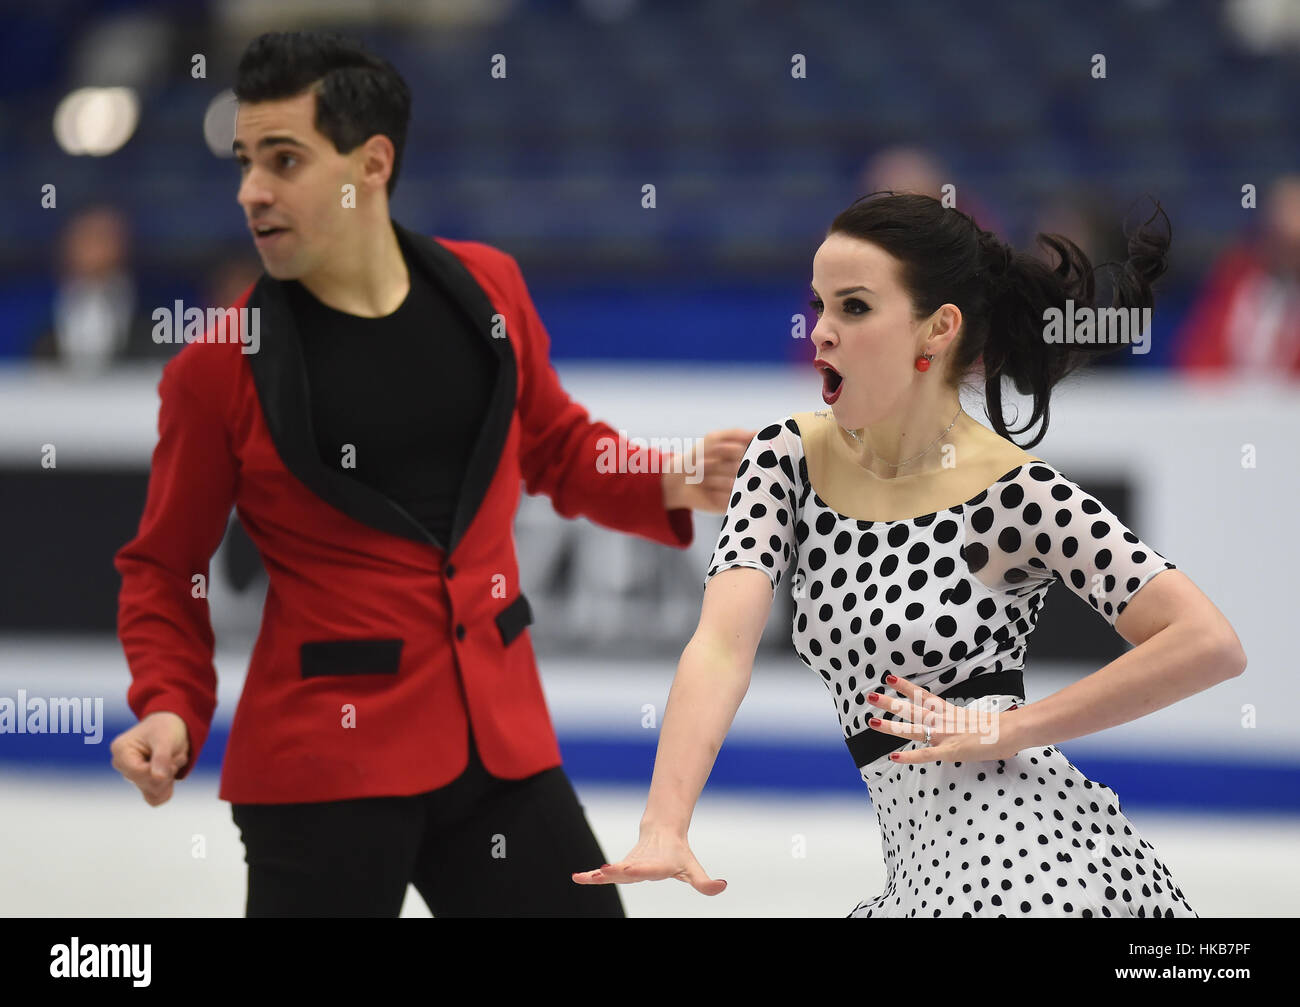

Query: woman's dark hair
<box><xmin>233</xmin><ymin>31</ymin><xmax>411</xmax><ymax>198</ymax></box>
<box><xmin>827</xmin><ymin>191</ymin><xmax>1172</xmax><ymax>449</ymax></box>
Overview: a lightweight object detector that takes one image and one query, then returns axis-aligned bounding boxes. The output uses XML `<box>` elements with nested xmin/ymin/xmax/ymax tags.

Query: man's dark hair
<box><xmin>234</xmin><ymin>31</ymin><xmax>411</xmax><ymax>197</ymax></box>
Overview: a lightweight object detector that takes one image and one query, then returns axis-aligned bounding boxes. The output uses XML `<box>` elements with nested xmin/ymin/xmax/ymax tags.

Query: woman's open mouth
<box><xmin>816</xmin><ymin>360</ymin><xmax>844</xmax><ymax>404</ymax></box>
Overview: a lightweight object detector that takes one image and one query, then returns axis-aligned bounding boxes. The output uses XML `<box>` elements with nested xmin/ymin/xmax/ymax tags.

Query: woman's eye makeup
<box><xmin>808</xmin><ymin>297</ymin><xmax>869</xmax><ymax>315</ymax></box>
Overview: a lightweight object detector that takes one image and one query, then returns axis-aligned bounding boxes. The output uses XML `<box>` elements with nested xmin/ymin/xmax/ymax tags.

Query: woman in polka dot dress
<box><xmin>573</xmin><ymin>193</ymin><xmax>1247</xmax><ymax>917</ymax></box>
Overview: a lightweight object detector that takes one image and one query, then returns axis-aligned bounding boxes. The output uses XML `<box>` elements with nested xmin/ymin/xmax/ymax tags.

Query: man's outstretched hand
<box><xmin>661</xmin><ymin>427</ymin><xmax>757</xmax><ymax>514</ymax></box>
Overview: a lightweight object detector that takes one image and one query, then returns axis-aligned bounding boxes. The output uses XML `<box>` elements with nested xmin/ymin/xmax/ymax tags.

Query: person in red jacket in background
<box><xmin>1174</xmin><ymin>173</ymin><xmax>1300</xmax><ymax>377</ymax></box>
<box><xmin>108</xmin><ymin>31</ymin><xmax>754</xmax><ymax>918</ymax></box>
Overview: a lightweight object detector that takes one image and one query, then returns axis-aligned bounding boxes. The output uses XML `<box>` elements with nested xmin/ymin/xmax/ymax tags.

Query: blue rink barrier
<box><xmin>2</xmin><ymin>720</ymin><xmax>1298</xmax><ymax>815</ymax></box>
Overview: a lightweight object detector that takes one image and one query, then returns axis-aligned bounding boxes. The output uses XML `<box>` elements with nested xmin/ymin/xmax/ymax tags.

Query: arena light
<box><xmin>52</xmin><ymin>86</ymin><xmax>139</xmax><ymax>156</ymax></box>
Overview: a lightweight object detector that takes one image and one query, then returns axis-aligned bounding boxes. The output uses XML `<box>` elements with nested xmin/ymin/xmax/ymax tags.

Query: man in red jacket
<box><xmin>109</xmin><ymin>31</ymin><xmax>754</xmax><ymax>917</ymax></box>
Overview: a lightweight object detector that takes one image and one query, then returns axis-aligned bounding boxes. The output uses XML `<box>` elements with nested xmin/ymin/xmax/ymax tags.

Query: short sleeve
<box><xmin>964</xmin><ymin>461</ymin><xmax>1177</xmax><ymax>627</ymax></box>
<box><xmin>703</xmin><ymin>417</ymin><xmax>802</xmax><ymax>591</ymax></box>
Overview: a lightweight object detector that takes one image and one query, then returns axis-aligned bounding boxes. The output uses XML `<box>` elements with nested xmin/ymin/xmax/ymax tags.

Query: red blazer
<box><xmin>114</xmin><ymin>223</ymin><xmax>695</xmax><ymax>804</ymax></box>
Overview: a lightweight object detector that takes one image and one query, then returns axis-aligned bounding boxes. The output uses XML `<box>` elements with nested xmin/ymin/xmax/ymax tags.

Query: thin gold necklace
<box><xmin>841</xmin><ymin>405</ymin><xmax>964</xmax><ymax>470</ymax></box>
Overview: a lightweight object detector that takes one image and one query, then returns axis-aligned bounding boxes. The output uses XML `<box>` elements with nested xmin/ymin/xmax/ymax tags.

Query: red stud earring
<box><xmin>915</xmin><ymin>353</ymin><xmax>934</xmax><ymax>372</ymax></box>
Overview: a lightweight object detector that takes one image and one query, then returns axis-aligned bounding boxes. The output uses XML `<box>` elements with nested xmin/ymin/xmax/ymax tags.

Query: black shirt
<box><xmin>285</xmin><ymin>251</ymin><xmax>496</xmax><ymax>547</ymax></box>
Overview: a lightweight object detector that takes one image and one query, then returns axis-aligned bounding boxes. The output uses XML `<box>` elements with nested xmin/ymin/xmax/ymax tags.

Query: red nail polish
<box><xmin>886</xmin><ymin>675</ymin><xmax>898</xmax><ymax>685</ymax></box>
<box><xmin>889</xmin><ymin>753</ymin><xmax>900</xmax><ymax>760</ymax></box>
<box><xmin>867</xmin><ymin>693</ymin><xmax>879</xmax><ymax>703</ymax></box>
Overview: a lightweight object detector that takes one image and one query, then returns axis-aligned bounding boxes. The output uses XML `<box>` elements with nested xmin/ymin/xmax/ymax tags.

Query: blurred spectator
<box><xmin>1223</xmin><ymin>0</ymin><xmax>1300</xmax><ymax>54</ymax></box>
<box><xmin>30</xmin><ymin>205</ymin><xmax>160</xmax><ymax>371</ymax></box>
<box><xmin>856</xmin><ymin>145</ymin><xmax>1008</xmax><ymax>238</ymax></box>
<box><xmin>1174</xmin><ymin>174</ymin><xmax>1300</xmax><ymax>377</ymax></box>
<box><xmin>203</xmin><ymin>253</ymin><xmax>263</xmax><ymax>313</ymax></box>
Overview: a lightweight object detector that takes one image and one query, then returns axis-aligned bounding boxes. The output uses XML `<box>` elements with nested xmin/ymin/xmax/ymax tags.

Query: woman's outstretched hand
<box><xmin>572</xmin><ymin>828</ymin><xmax>727</xmax><ymax>895</ymax></box>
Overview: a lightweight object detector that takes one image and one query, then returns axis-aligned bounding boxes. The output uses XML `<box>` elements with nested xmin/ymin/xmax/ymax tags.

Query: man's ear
<box><xmin>359</xmin><ymin>134</ymin><xmax>396</xmax><ymax>193</ymax></box>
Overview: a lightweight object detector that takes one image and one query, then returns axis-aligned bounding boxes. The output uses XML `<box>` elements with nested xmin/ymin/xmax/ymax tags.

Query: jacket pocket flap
<box><xmin>300</xmin><ymin>638</ymin><xmax>404</xmax><ymax>678</ymax></box>
<box><xmin>495</xmin><ymin>593</ymin><xmax>534</xmax><ymax>646</ymax></box>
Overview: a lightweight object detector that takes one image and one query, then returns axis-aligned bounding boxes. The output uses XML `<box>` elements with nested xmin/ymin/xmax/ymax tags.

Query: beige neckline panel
<box><xmin>791</xmin><ymin>410</ymin><xmax>1044</xmax><ymax>522</ymax></box>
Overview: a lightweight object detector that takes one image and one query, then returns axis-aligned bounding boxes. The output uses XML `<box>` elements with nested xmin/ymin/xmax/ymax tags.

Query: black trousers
<box><xmin>230</xmin><ymin>728</ymin><xmax>625</xmax><ymax>917</ymax></box>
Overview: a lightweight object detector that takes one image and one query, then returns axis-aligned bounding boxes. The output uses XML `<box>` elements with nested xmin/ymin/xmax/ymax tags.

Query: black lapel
<box><xmin>243</xmin><ymin>221</ymin><xmax>516</xmax><ymax>556</ymax></box>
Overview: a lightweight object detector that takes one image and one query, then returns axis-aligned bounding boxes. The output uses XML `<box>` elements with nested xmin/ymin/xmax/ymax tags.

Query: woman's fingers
<box><xmin>884</xmin><ymin>672</ymin><xmax>938</xmax><ymax>706</ymax></box>
<box><xmin>572</xmin><ymin>857</ymin><xmax>679</xmax><ymax>885</ymax></box>
<box><xmin>878</xmin><ymin>674</ymin><xmax>965</xmax><ymax>725</ymax></box>
<box><xmin>867</xmin><ymin>689</ymin><xmax>972</xmax><ymax>731</ymax></box>
<box><xmin>572</xmin><ymin>850</ymin><xmax>727</xmax><ymax>895</ymax></box>
<box><xmin>866</xmin><ymin>693</ymin><xmax>933</xmax><ymax>726</ymax></box>
<box><xmin>869</xmin><ymin>714</ymin><xmax>929</xmax><ymax>737</ymax></box>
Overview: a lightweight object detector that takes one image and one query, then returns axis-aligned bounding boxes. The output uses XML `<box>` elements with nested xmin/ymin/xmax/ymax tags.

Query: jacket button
<box><xmin>445</xmin><ymin>563</ymin><xmax>455</xmax><ymax>579</ymax></box>
<box><xmin>455</xmin><ymin>624</ymin><xmax>466</xmax><ymax>640</ymax></box>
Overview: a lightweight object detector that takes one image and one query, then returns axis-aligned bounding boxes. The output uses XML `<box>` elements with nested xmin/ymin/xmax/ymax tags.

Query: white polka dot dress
<box><xmin>704</xmin><ymin>415</ymin><xmax>1197</xmax><ymax>918</ymax></box>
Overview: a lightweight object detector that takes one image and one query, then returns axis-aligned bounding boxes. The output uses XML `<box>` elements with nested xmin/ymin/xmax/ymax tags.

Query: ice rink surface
<box><xmin>2</xmin><ymin>639</ymin><xmax>1296</xmax><ymax>917</ymax></box>
<box><xmin>2</xmin><ymin>769</ymin><xmax>1295</xmax><ymax>918</ymax></box>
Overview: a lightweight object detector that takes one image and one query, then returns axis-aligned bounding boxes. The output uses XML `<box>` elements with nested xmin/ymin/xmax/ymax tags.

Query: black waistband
<box><xmin>845</xmin><ymin>667</ymin><xmax>1025</xmax><ymax>770</ymax></box>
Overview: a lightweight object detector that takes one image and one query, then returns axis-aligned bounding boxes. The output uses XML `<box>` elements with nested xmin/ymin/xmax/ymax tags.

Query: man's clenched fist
<box><xmin>110</xmin><ymin>711</ymin><xmax>191</xmax><ymax>806</ymax></box>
